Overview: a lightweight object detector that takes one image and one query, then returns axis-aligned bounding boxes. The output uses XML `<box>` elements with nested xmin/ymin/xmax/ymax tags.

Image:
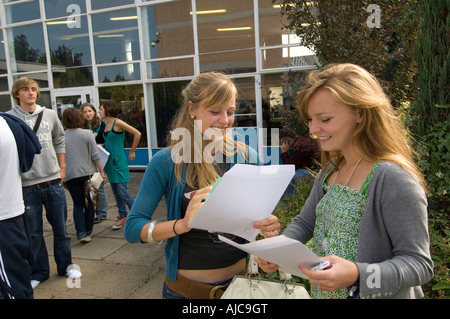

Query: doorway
<box><xmin>51</xmin><ymin>87</ymin><xmax>97</xmax><ymax>118</ymax></box>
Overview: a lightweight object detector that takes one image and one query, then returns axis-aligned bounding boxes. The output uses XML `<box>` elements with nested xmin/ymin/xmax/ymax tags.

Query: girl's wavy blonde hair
<box><xmin>168</xmin><ymin>71</ymin><xmax>248</xmax><ymax>189</ymax></box>
<box><xmin>297</xmin><ymin>63</ymin><xmax>426</xmax><ymax>190</ymax></box>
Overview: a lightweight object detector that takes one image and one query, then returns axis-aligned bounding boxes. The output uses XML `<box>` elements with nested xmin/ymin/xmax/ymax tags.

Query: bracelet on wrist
<box><xmin>173</xmin><ymin>219</ymin><xmax>181</xmax><ymax>236</ymax></box>
<box><xmin>147</xmin><ymin>220</ymin><xmax>162</xmax><ymax>246</ymax></box>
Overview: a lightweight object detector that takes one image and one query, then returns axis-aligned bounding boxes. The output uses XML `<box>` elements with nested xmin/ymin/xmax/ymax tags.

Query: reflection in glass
<box><xmin>92</xmin><ymin>9</ymin><xmax>140</xmax><ymax>64</ymax></box>
<box><xmin>147</xmin><ymin>58</ymin><xmax>194</xmax><ymax>79</ymax></box>
<box><xmin>44</xmin><ymin>0</ymin><xmax>86</xmax><ymax>19</ymax></box>
<box><xmin>4</xmin><ymin>0</ymin><xmax>40</xmax><ymax>24</ymax></box>
<box><xmin>196</xmin><ymin>0</ymin><xmax>255</xmax><ymax>74</ymax></box>
<box><xmin>0</xmin><ymin>77</ymin><xmax>8</xmax><ymax>92</ymax></box>
<box><xmin>8</xmin><ymin>24</ymin><xmax>47</xmax><ymax>73</ymax></box>
<box><xmin>91</xmin><ymin>0</ymin><xmax>134</xmax><ymax>11</ymax></box>
<box><xmin>199</xmin><ymin>50</ymin><xmax>255</xmax><ymax>74</ymax></box>
<box><xmin>0</xmin><ymin>94</ymin><xmax>11</xmax><ymax>112</ymax></box>
<box><xmin>47</xmin><ymin>17</ymin><xmax>91</xmax><ymax>67</ymax></box>
<box><xmin>153</xmin><ymin>80</ymin><xmax>189</xmax><ymax>147</ymax></box>
<box><xmin>98</xmin><ymin>63</ymin><xmax>140</xmax><ymax>83</ymax></box>
<box><xmin>56</xmin><ymin>95</ymin><xmax>82</xmax><ymax>119</ymax></box>
<box><xmin>53</xmin><ymin>67</ymin><xmax>93</xmax><ymax>88</ymax></box>
<box><xmin>12</xmin><ymin>73</ymin><xmax>49</xmax><ymax>89</ymax></box>
<box><xmin>258</xmin><ymin>0</ymin><xmax>290</xmax><ymax>47</ymax></box>
<box><xmin>262</xmin><ymin>48</ymin><xmax>318</xmax><ymax>69</ymax></box>
<box><xmin>0</xmin><ymin>32</ymin><xmax>6</xmax><ymax>75</ymax></box>
<box><xmin>141</xmin><ymin>1</ymin><xmax>194</xmax><ymax>60</ymax></box>
<box><xmin>47</xmin><ymin>16</ymin><xmax>93</xmax><ymax>87</ymax></box>
<box><xmin>234</xmin><ymin>77</ymin><xmax>256</xmax><ymax>127</ymax></box>
<box><xmin>98</xmin><ymin>84</ymin><xmax>147</xmax><ymax>148</ymax></box>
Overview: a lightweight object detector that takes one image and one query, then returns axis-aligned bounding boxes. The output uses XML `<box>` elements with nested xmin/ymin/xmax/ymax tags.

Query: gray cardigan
<box><xmin>283</xmin><ymin>162</ymin><xmax>434</xmax><ymax>299</ymax></box>
<box><xmin>65</xmin><ymin>128</ymin><xmax>101</xmax><ymax>182</ymax></box>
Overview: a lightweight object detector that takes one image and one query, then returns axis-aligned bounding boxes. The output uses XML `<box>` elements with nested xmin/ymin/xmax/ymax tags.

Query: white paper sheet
<box><xmin>219</xmin><ymin>235</ymin><xmax>323</xmax><ymax>279</ymax></box>
<box><xmin>97</xmin><ymin>145</ymin><xmax>110</xmax><ymax>169</ymax></box>
<box><xmin>188</xmin><ymin>164</ymin><xmax>295</xmax><ymax>242</ymax></box>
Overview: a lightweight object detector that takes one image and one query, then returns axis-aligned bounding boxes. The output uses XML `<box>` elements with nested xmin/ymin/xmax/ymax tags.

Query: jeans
<box><xmin>95</xmin><ymin>183</ymin><xmax>108</xmax><ymax>219</ymax></box>
<box><xmin>110</xmin><ymin>182</ymin><xmax>134</xmax><ymax>219</ymax></box>
<box><xmin>22</xmin><ymin>182</ymin><xmax>72</xmax><ymax>281</ymax></box>
<box><xmin>66</xmin><ymin>176</ymin><xmax>95</xmax><ymax>240</ymax></box>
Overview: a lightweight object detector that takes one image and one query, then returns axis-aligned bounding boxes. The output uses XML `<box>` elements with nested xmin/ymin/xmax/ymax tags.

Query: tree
<box><xmin>412</xmin><ymin>0</ymin><xmax>449</xmax><ymax>130</ymax></box>
<box><xmin>410</xmin><ymin>0</ymin><xmax>449</xmax><ymax>298</ymax></box>
<box><xmin>274</xmin><ymin>0</ymin><xmax>420</xmax><ymax>108</ymax></box>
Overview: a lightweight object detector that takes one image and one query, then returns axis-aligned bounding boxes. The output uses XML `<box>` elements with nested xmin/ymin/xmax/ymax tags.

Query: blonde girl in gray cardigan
<box><xmin>256</xmin><ymin>63</ymin><xmax>433</xmax><ymax>299</ymax></box>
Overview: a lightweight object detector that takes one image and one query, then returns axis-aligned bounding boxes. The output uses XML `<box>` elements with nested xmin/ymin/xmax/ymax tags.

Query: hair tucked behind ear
<box><xmin>297</xmin><ymin>63</ymin><xmax>426</xmax><ymax>191</ymax></box>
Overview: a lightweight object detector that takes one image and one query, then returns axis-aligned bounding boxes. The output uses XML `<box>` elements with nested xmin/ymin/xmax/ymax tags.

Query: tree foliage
<box><xmin>274</xmin><ymin>0</ymin><xmax>420</xmax><ymax>108</ymax></box>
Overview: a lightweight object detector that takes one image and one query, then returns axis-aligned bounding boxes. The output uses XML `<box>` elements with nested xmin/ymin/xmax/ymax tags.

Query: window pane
<box><xmin>258</xmin><ymin>0</ymin><xmax>290</xmax><ymax>47</ymax></box>
<box><xmin>261</xmin><ymin>71</ymin><xmax>310</xmax><ymax>139</ymax></box>
<box><xmin>4</xmin><ymin>0</ymin><xmax>40</xmax><ymax>24</ymax></box>
<box><xmin>47</xmin><ymin>16</ymin><xmax>91</xmax><ymax>66</ymax></box>
<box><xmin>98</xmin><ymin>84</ymin><xmax>147</xmax><ymax>148</ymax></box>
<box><xmin>13</xmin><ymin>73</ymin><xmax>49</xmax><ymax>89</ymax></box>
<box><xmin>153</xmin><ymin>80</ymin><xmax>189</xmax><ymax>147</ymax></box>
<box><xmin>147</xmin><ymin>58</ymin><xmax>194</xmax><ymax>79</ymax></box>
<box><xmin>0</xmin><ymin>33</ymin><xmax>7</xmax><ymax>75</ymax></box>
<box><xmin>234</xmin><ymin>77</ymin><xmax>256</xmax><ymax>127</ymax></box>
<box><xmin>0</xmin><ymin>77</ymin><xmax>8</xmax><ymax>92</ymax></box>
<box><xmin>98</xmin><ymin>63</ymin><xmax>140</xmax><ymax>83</ymax></box>
<box><xmin>8</xmin><ymin>24</ymin><xmax>47</xmax><ymax>73</ymax></box>
<box><xmin>196</xmin><ymin>0</ymin><xmax>255</xmax><ymax>54</ymax></box>
<box><xmin>262</xmin><ymin>47</ymin><xmax>318</xmax><ymax>69</ymax></box>
<box><xmin>91</xmin><ymin>0</ymin><xmax>134</xmax><ymax>11</ymax></box>
<box><xmin>44</xmin><ymin>0</ymin><xmax>86</xmax><ymax>19</ymax></box>
<box><xmin>92</xmin><ymin>9</ymin><xmax>140</xmax><ymax>64</ymax></box>
<box><xmin>53</xmin><ymin>66</ymin><xmax>93</xmax><ymax>88</ymax></box>
<box><xmin>199</xmin><ymin>49</ymin><xmax>255</xmax><ymax>74</ymax></box>
<box><xmin>141</xmin><ymin>1</ymin><xmax>194</xmax><ymax>59</ymax></box>
<box><xmin>0</xmin><ymin>94</ymin><xmax>11</xmax><ymax>112</ymax></box>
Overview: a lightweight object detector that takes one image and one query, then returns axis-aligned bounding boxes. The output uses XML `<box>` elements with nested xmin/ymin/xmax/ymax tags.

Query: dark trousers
<box><xmin>66</xmin><ymin>176</ymin><xmax>95</xmax><ymax>240</ymax></box>
<box><xmin>0</xmin><ymin>214</ymin><xmax>34</xmax><ymax>299</ymax></box>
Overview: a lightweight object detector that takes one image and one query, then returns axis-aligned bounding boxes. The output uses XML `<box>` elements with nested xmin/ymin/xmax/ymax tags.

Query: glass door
<box><xmin>51</xmin><ymin>87</ymin><xmax>97</xmax><ymax>119</ymax></box>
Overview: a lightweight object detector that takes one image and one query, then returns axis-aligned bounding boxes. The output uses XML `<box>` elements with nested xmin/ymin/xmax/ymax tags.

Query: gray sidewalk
<box><xmin>33</xmin><ymin>170</ymin><xmax>167</xmax><ymax>299</ymax></box>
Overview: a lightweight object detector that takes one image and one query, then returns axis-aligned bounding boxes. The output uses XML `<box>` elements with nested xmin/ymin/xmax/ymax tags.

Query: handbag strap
<box><xmin>32</xmin><ymin>111</ymin><xmax>43</xmax><ymax>133</ymax></box>
<box><xmin>88</xmin><ymin>130</ymin><xmax>92</xmax><ymax>177</ymax></box>
<box><xmin>248</xmin><ymin>254</ymin><xmax>292</xmax><ymax>280</ymax></box>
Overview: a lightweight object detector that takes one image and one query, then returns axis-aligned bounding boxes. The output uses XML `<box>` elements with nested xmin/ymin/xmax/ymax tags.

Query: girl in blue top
<box><xmin>124</xmin><ymin>72</ymin><xmax>281</xmax><ymax>299</ymax></box>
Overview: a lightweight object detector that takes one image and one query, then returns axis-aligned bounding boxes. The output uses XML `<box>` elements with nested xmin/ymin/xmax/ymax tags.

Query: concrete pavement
<box><xmin>33</xmin><ymin>170</ymin><xmax>168</xmax><ymax>299</ymax></box>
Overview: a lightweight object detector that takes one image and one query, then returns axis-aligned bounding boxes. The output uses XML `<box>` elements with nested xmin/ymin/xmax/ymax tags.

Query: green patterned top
<box><xmin>311</xmin><ymin>162</ymin><xmax>379</xmax><ymax>299</ymax></box>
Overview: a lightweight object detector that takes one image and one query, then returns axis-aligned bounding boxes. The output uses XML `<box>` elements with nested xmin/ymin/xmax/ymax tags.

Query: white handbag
<box><xmin>221</xmin><ymin>255</ymin><xmax>310</xmax><ymax>299</ymax></box>
<box><xmin>90</xmin><ymin>172</ymin><xmax>103</xmax><ymax>190</ymax></box>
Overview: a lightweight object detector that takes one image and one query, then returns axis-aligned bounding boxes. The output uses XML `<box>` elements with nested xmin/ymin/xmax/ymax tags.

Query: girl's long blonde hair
<box><xmin>168</xmin><ymin>71</ymin><xmax>248</xmax><ymax>189</ymax></box>
<box><xmin>297</xmin><ymin>63</ymin><xmax>426</xmax><ymax>190</ymax></box>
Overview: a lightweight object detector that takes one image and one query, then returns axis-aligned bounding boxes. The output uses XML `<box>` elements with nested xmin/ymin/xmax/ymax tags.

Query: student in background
<box><xmin>80</xmin><ymin>102</ymin><xmax>108</xmax><ymax>223</ymax></box>
<box><xmin>99</xmin><ymin>101</ymin><xmax>141</xmax><ymax>230</ymax></box>
<box><xmin>7</xmin><ymin>77</ymin><xmax>81</xmax><ymax>288</ymax></box>
<box><xmin>62</xmin><ymin>108</ymin><xmax>106</xmax><ymax>243</ymax></box>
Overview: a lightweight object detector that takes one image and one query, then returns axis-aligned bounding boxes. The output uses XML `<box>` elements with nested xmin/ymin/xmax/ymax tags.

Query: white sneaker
<box><xmin>66</xmin><ymin>268</ymin><xmax>82</xmax><ymax>279</ymax></box>
<box><xmin>31</xmin><ymin>280</ymin><xmax>40</xmax><ymax>289</ymax></box>
<box><xmin>80</xmin><ymin>236</ymin><xmax>91</xmax><ymax>244</ymax></box>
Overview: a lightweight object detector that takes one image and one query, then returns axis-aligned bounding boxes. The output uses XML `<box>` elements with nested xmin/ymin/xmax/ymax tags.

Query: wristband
<box><xmin>173</xmin><ymin>219</ymin><xmax>181</xmax><ymax>236</ymax></box>
<box><xmin>147</xmin><ymin>221</ymin><xmax>162</xmax><ymax>246</ymax></box>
